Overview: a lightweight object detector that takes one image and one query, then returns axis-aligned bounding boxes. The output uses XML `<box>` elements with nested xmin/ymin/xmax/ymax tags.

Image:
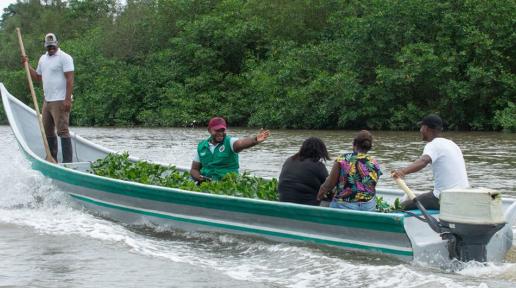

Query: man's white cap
<box><xmin>44</xmin><ymin>33</ymin><xmax>58</xmax><ymax>47</ymax></box>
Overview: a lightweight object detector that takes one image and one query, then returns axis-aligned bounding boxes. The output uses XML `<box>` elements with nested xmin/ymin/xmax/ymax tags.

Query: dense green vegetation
<box><xmin>89</xmin><ymin>152</ymin><xmax>403</xmax><ymax>212</ymax></box>
<box><xmin>89</xmin><ymin>152</ymin><xmax>279</xmax><ymax>200</ymax></box>
<box><xmin>0</xmin><ymin>0</ymin><xmax>514</xmax><ymax>131</ymax></box>
<box><xmin>375</xmin><ymin>196</ymin><xmax>402</xmax><ymax>213</ymax></box>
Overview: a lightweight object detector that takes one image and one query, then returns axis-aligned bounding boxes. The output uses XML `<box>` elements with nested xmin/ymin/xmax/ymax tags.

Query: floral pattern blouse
<box><xmin>334</xmin><ymin>152</ymin><xmax>382</xmax><ymax>202</ymax></box>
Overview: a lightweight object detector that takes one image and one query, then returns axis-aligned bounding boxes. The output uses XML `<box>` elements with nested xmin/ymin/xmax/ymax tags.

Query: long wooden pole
<box><xmin>16</xmin><ymin>28</ymin><xmax>56</xmax><ymax>163</ymax></box>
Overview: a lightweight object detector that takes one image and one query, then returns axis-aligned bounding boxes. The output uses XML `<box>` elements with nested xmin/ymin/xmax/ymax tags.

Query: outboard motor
<box><xmin>394</xmin><ymin>179</ymin><xmax>506</xmax><ymax>262</ymax></box>
<box><xmin>439</xmin><ymin>188</ymin><xmax>506</xmax><ymax>262</ymax></box>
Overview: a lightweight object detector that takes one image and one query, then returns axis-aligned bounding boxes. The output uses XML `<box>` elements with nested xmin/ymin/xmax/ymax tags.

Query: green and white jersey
<box><xmin>194</xmin><ymin>136</ymin><xmax>239</xmax><ymax>180</ymax></box>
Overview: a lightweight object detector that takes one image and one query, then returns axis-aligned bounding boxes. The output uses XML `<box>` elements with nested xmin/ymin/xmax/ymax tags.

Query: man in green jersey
<box><xmin>190</xmin><ymin>117</ymin><xmax>270</xmax><ymax>182</ymax></box>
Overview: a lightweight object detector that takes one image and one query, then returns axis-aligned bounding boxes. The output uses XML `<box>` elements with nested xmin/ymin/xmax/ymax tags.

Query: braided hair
<box><xmin>292</xmin><ymin>137</ymin><xmax>330</xmax><ymax>162</ymax></box>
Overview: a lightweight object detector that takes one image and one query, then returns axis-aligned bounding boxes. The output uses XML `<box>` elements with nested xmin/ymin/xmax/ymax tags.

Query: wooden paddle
<box><xmin>16</xmin><ymin>28</ymin><xmax>56</xmax><ymax>163</ymax></box>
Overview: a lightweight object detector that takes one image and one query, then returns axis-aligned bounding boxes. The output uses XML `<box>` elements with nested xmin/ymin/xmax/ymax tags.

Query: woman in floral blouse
<box><xmin>317</xmin><ymin>130</ymin><xmax>382</xmax><ymax>211</ymax></box>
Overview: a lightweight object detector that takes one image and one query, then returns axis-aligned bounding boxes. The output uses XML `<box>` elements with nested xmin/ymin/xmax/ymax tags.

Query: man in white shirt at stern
<box><xmin>391</xmin><ymin>114</ymin><xmax>469</xmax><ymax>210</ymax></box>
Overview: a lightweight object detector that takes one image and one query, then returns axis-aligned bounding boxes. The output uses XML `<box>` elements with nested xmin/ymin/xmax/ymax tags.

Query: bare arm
<box><xmin>391</xmin><ymin>155</ymin><xmax>432</xmax><ymax>178</ymax></box>
<box><xmin>63</xmin><ymin>71</ymin><xmax>74</xmax><ymax>111</ymax></box>
<box><xmin>190</xmin><ymin>161</ymin><xmax>205</xmax><ymax>182</ymax></box>
<box><xmin>317</xmin><ymin>162</ymin><xmax>340</xmax><ymax>200</ymax></box>
<box><xmin>29</xmin><ymin>66</ymin><xmax>41</xmax><ymax>82</ymax></box>
<box><xmin>233</xmin><ymin>129</ymin><xmax>270</xmax><ymax>153</ymax></box>
<box><xmin>21</xmin><ymin>56</ymin><xmax>41</xmax><ymax>82</ymax></box>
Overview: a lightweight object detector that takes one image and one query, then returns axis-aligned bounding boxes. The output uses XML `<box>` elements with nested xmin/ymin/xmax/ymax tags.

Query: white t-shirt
<box><xmin>36</xmin><ymin>49</ymin><xmax>74</xmax><ymax>102</ymax></box>
<box><xmin>192</xmin><ymin>137</ymin><xmax>239</xmax><ymax>162</ymax></box>
<box><xmin>423</xmin><ymin>137</ymin><xmax>469</xmax><ymax>198</ymax></box>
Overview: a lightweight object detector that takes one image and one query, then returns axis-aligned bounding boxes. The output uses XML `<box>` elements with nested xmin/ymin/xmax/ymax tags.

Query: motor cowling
<box><xmin>439</xmin><ymin>188</ymin><xmax>506</xmax><ymax>262</ymax></box>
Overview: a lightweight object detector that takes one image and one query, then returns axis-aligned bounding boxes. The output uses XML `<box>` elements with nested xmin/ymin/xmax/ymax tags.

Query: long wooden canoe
<box><xmin>2</xmin><ymin>83</ymin><xmax>514</xmax><ymax>265</ymax></box>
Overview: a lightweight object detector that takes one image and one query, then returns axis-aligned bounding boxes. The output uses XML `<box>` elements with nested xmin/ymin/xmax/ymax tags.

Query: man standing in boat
<box><xmin>190</xmin><ymin>117</ymin><xmax>270</xmax><ymax>182</ymax></box>
<box><xmin>391</xmin><ymin>114</ymin><xmax>469</xmax><ymax>210</ymax></box>
<box><xmin>22</xmin><ymin>33</ymin><xmax>74</xmax><ymax>163</ymax></box>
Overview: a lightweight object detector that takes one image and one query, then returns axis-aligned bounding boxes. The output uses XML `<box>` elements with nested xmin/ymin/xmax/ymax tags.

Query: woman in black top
<box><xmin>278</xmin><ymin>137</ymin><xmax>330</xmax><ymax>206</ymax></box>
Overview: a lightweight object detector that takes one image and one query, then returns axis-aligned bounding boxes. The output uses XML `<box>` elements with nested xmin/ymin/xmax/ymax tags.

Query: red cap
<box><xmin>208</xmin><ymin>117</ymin><xmax>227</xmax><ymax>131</ymax></box>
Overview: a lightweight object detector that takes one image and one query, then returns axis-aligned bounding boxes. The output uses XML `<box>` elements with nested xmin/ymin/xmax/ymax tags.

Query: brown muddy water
<box><xmin>1</xmin><ymin>125</ymin><xmax>515</xmax><ymax>287</ymax></box>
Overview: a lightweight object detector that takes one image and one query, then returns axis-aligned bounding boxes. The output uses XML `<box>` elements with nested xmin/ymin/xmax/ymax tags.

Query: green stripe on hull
<box><xmin>70</xmin><ymin>193</ymin><xmax>413</xmax><ymax>257</ymax></box>
<box><xmin>29</xmin><ymin>155</ymin><xmax>407</xmax><ymax>234</ymax></box>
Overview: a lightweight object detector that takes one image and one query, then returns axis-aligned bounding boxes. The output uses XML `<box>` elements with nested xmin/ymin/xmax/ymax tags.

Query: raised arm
<box><xmin>391</xmin><ymin>155</ymin><xmax>432</xmax><ymax>178</ymax></box>
<box><xmin>233</xmin><ymin>129</ymin><xmax>270</xmax><ymax>153</ymax></box>
<box><xmin>21</xmin><ymin>56</ymin><xmax>41</xmax><ymax>82</ymax></box>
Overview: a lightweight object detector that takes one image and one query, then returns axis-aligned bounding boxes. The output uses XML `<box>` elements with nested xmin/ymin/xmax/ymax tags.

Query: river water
<box><xmin>0</xmin><ymin>125</ymin><xmax>515</xmax><ymax>287</ymax></box>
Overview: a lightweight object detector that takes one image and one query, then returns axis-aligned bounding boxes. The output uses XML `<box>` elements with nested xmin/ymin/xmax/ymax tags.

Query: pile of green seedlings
<box><xmin>375</xmin><ymin>196</ymin><xmax>402</xmax><ymax>213</ymax></box>
<box><xmin>89</xmin><ymin>153</ymin><xmax>402</xmax><ymax>212</ymax></box>
<box><xmin>89</xmin><ymin>153</ymin><xmax>279</xmax><ymax>201</ymax></box>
